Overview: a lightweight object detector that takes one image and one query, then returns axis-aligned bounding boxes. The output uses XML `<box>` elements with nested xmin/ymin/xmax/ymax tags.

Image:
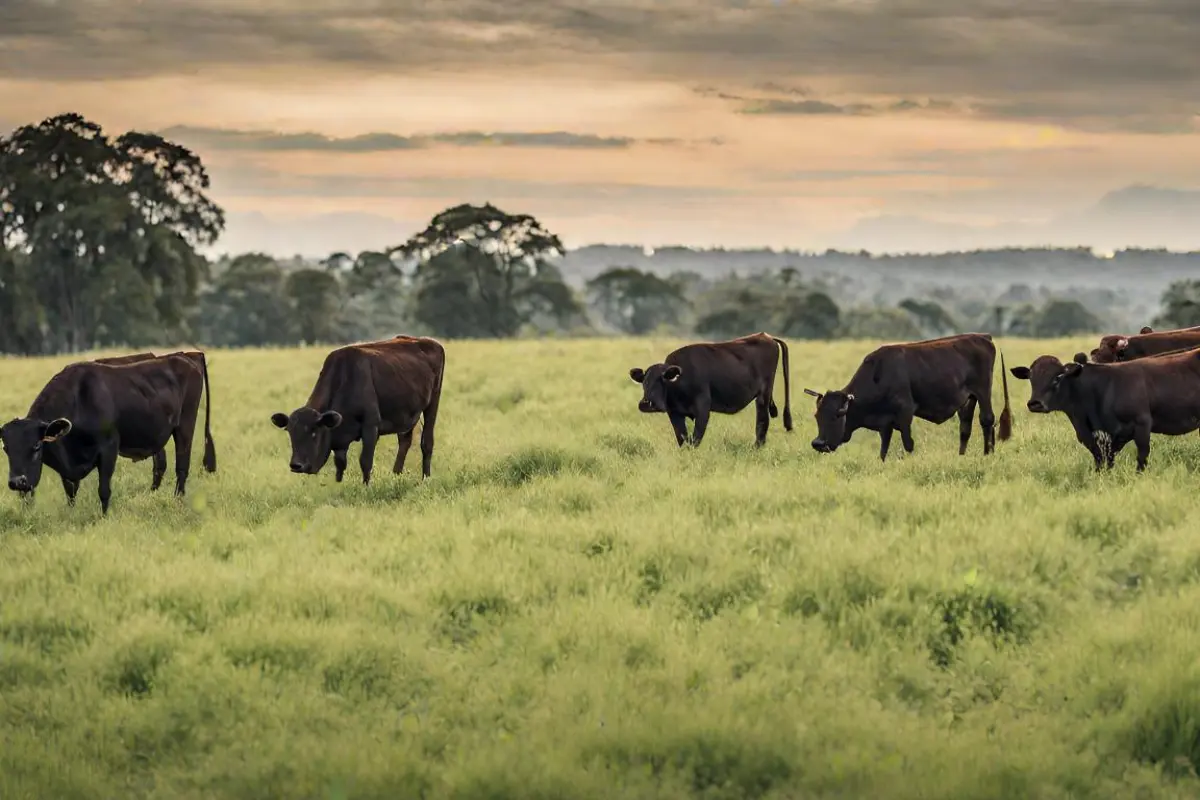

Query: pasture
<box><xmin>4</xmin><ymin>336</ymin><xmax>1200</xmax><ymax>799</ymax></box>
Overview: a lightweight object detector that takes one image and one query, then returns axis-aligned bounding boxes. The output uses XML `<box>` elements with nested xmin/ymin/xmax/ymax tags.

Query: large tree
<box><xmin>394</xmin><ymin>203</ymin><xmax>581</xmax><ymax>338</ymax></box>
<box><xmin>0</xmin><ymin>113</ymin><xmax>224</xmax><ymax>353</ymax></box>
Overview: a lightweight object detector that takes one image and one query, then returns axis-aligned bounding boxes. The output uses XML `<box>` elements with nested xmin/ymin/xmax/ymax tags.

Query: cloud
<box><xmin>158</xmin><ymin>125</ymin><xmax>713</xmax><ymax>152</ymax></box>
<box><xmin>2</xmin><ymin>0</ymin><xmax>1198</xmax><ymax>132</ymax></box>
<box><xmin>209</xmin><ymin>163</ymin><xmax>751</xmax><ymax>202</ymax></box>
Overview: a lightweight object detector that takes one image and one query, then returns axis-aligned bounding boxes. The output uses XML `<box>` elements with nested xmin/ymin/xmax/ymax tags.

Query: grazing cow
<box><xmin>804</xmin><ymin>333</ymin><xmax>1013</xmax><ymax>460</ymax></box>
<box><xmin>1090</xmin><ymin>326</ymin><xmax>1200</xmax><ymax>363</ymax></box>
<box><xmin>627</xmin><ymin>332</ymin><xmax>792</xmax><ymax>448</ymax></box>
<box><xmin>1010</xmin><ymin>348</ymin><xmax>1200</xmax><ymax>472</ymax></box>
<box><xmin>93</xmin><ymin>350</ymin><xmax>217</xmax><ymax>489</ymax></box>
<box><xmin>1</xmin><ymin>354</ymin><xmax>209</xmax><ymax>514</ymax></box>
<box><xmin>270</xmin><ymin>335</ymin><xmax>445</xmax><ymax>483</ymax></box>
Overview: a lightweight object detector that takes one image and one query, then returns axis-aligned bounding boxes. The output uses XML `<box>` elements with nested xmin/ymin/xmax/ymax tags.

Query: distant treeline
<box><xmin>4</xmin><ymin>112</ymin><xmax>1200</xmax><ymax>355</ymax></box>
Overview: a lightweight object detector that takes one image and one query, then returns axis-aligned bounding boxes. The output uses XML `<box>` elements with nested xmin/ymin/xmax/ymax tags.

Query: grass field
<box><xmin>5</xmin><ymin>336</ymin><xmax>1200</xmax><ymax>799</ymax></box>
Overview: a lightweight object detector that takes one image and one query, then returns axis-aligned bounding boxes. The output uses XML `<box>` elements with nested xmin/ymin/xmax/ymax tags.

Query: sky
<box><xmin>1</xmin><ymin>0</ymin><xmax>1198</xmax><ymax>254</ymax></box>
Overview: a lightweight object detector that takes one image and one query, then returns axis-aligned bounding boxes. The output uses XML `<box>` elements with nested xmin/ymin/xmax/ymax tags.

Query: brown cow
<box><xmin>627</xmin><ymin>331</ymin><xmax>792</xmax><ymax>448</ymax></box>
<box><xmin>93</xmin><ymin>350</ymin><xmax>217</xmax><ymax>489</ymax></box>
<box><xmin>804</xmin><ymin>333</ymin><xmax>1013</xmax><ymax>460</ymax></box>
<box><xmin>1090</xmin><ymin>326</ymin><xmax>1200</xmax><ymax>363</ymax></box>
<box><xmin>270</xmin><ymin>335</ymin><xmax>445</xmax><ymax>483</ymax></box>
<box><xmin>1</xmin><ymin>354</ymin><xmax>210</xmax><ymax>514</ymax></box>
<box><xmin>1010</xmin><ymin>348</ymin><xmax>1200</xmax><ymax>471</ymax></box>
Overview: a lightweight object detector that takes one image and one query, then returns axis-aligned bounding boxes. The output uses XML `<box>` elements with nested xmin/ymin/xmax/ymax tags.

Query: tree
<box><xmin>1029</xmin><ymin>299</ymin><xmax>1103</xmax><ymax>337</ymax></box>
<box><xmin>394</xmin><ymin>203</ymin><xmax>581</xmax><ymax>338</ymax></box>
<box><xmin>0</xmin><ymin>113</ymin><xmax>223</xmax><ymax>353</ymax></box>
<box><xmin>286</xmin><ymin>268</ymin><xmax>343</xmax><ymax>344</ymax></box>
<box><xmin>194</xmin><ymin>253</ymin><xmax>295</xmax><ymax>347</ymax></box>
<box><xmin>586</xmin><ymin>266</ymin><xmax>689</xmax><ymax>334</ymax></box>
<box><xmin>837</xmin><ymin>307</ymin><xmax>923</xmax><ymax>340</ymax></box>
<box><xmin>899</xmin><ymin>298</ymin><xmax>959</xmax><ymax>337</ymax></box>
<box><xmin>1153</xmin><ymin>280</ymin><xmax>1200</xmax><ymax>330</ymax></box>
<box><xmin>779</xmin><ymin>292</ymin><xmax>841</xmax><ymax>339</ymax></box>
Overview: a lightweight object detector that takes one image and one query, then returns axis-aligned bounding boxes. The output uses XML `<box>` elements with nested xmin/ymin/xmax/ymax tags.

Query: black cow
<box><xmin>1090</xmin><ymin>326</ymin><xmax>1200</xmax><ymax>364</ymax></box>
<box><xmin>1010</xmin><ymin>348</ymin><xmax>1200</xmax><ymax>472</ymax></box>
<box><xmin>1</xmin><ymin>354</ymin><xmax>210</xmax><ymax>514</ymax></box>
<box><xmin>627</xmin><ymin>332</ymin><xmax>792</xmax><ymax>448</ymax></box>
<box><xmin>804</xmin><ymin>333</ymin><xmax>1013</xmax><ymax>460</ymax></box>
<box><xmin>93</xmin><ymin>349</ymin><xmax>217</xmax><ymax>489</ymax></box>
<box><xmin>270</xmin><ymin>335</ymin><xmax>445</xmax><ymax>483</ymax></box>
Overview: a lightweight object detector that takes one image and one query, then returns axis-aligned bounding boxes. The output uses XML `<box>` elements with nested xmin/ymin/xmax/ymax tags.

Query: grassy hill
<box><xmin>3</xmin><ymin>337</ymin><xmax>1200</xmax><ymax>799</ymax></box>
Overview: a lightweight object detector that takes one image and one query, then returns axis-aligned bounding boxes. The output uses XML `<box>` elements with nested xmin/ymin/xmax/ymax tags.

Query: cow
<box><xmin>92</xmin><ymin>350</ymin><xmax>217</xmax><ymax>490</ymax></box>
<box><xmin>1</xmin><ymin>354</ymin><xmax>210</xmax><ymax>514</ymax></box>
<box><xmin>803</xmin><ymin>333</ymin><xmax>1013</xmax><ymax>461</ymax></box>
<box><xmin>627</xmin><ymin>332</ymin><xmax>792</xmax><ymax>448</ymax></box>
<box><xmin>270</xmin><ymin>335</ymin><xmax>445</xmax><ymax>483</ymax></box>
<box><xmin>1090</xmin><ymin>326</ymin><xmax>1200</xmax><ymax>364</ymax></box>
<box><xmin>1010</xmin><ymin>348</ymin><xmax>1200</xmax><ymax>472</ymax></box>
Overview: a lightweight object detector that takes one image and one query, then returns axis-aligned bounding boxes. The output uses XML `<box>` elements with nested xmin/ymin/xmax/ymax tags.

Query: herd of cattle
<box><xmin>2</xmin><ymin>325</ymin><xmax>1199</xmax><ymax>514</ymax></box>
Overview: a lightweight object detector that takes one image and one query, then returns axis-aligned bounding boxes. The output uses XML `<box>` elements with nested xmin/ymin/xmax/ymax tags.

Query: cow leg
<box><xmin>1133</xmin><ymin>421</ymin><xmax>1152</xmax><ymax>472</ymax></box>
<box><xmin>171</xmin><ymin>426</ymin><xmax>193</xmax><ymax>497</ymax></box>
<box><xmin>879</xmin><ymin>425</ymin><xmax>894</xmax><ymax>461</ymax></box>
<box><xmin>690</xmin><ymin>399</ymin><xmax>712</xmax><ymax>447</ymax></box>
<box><xmin>976</xmin><ymin>389</ymin><xmax>998</xmax><ymax>455</ymax></box>
<box><xmin>754</xmin><ymin>395</ymin><xmax>770</xmax><ymax>447</ymax></box>
<box><xmin>419</xmin><ymin>388</ymin><xmax>442</xmax><ymax>480</ymax></box>
<box><xmin>359</xmin><ymin>425</ymin><xmax>379</xmax><ymax>485</ymax></box>
<box><xmin>60</xmin><ymin>476</ymin><xmax>79</xmax><ymax>506</ymax></box>
<box><xmin>897</xmin><ymin>410</ymin><xmax>916</xmax><ymax>455</ymax></box>
<box><xmin>97</xmin><ymin>447</ymin><xmax>117</xmax><ymax>515</ymax></box>
<box><xmin>667</xmin><ymin>411</ymin><xmax>689</xmax><ymax>447</ymax></box>
<box><xmin>957</xmin><ymin>397</ymin><xmax>978</xmax><ymax>456</ymax></box>
<box><xmin>150</xmin><ymin>449</ymin><xmax>167</xmax><ymax>491</ymax></box>
<box><xmin>333</xmin><ymin>449</ymin><xmax>348</xmax><ymax>482</ymax></box>
<box><xmin>394</xmin><ymin>430</ymin><xmax>414</xmax><ymax>474</ymax></box>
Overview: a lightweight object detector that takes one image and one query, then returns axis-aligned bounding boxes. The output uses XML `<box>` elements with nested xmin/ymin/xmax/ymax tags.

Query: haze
<box><xmin>2</xmin><ymin>0</ymin><xmax>1198</xmax><ymax>255</ymax></box>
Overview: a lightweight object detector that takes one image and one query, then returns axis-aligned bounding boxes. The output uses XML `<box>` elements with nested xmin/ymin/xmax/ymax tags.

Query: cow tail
<box><xmin>771</xmin><ymin>336</ymin><xmax>793</xmax><ymax>432</ymax></box>
<box><xmin>998</xmin><ymin>350</ymin><xmax>1013</xmax><ymax>442</ymax></box>
<box><xmin>199</xmin><ymin>351</ymin><xmax>217</xmax><ymax>472</ymax></box>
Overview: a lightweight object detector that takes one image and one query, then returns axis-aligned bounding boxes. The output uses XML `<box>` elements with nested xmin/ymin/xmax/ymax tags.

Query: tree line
<box><xmin>4</xmin><ymin>113</ymin><xmax>1198</xmax><ymax>356</ymax></box>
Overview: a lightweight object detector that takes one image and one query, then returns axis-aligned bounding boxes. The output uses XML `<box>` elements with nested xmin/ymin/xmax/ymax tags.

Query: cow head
<box><xmin>1090</xmin><ymin>334</ymin><xmax>1130</xmax><ymax>364</ymax></box>
<box><xmin>1008</xmin><ymin>354</ymin><xmax>1085</xmax><ymax>413</ymax></box>
<box><xmin>0</xmin><ymin>417</ymin><xmax>72</xmax><ymax>494</ymax></box>
<box><xmin>270</xmin><ymin>408</ymin><xmax>343</xmax><ymax>474</ymax></box>
<box><xmin>804</xmin><ymin>388</ymin><xmax>854</xmax><ymax>453</ymax></box>
<box><xmin>629</xmin><ymin>363</ymin><xmax>682</xmax><ymax>413</ymax></box>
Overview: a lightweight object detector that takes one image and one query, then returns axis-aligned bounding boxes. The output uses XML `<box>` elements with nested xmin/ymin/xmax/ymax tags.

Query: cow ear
<box><xmin>270</xmin><ymin>413</ymin><xmax>289</xmax><ymax>429</ymax></box>
<box><xmin>629</xmin><ymin>368</ymin><xmax>645</xmax><ymax>384</ymax></box>
<box><xmin>1140</xmin><ymin>326</ymin><xmax>1153</xmax><ymax>334</ymax></box>
<box><xmin>1073</xmin><ymin>352</ymin><xmax>1089</xmax><ymax>365</ymax></box>
<box><xmin>319</xmin><ymin>411</ymin><xmax>343</xmax><ymax>429</ymax></box>
<box><xmin>837</xmin><ymin>395</ymin><xmax>853</xmax><ymax>415</ymax></box>
<box><xmin>803</xmin><ymin>388</ymin><xmax>823</xmax><ymax>401</ymax></box>
<box><xmin>1063</xmin><ymin>363</ymin><xmax>1083</xmax><ymax>378</ymax></box>
<box><xmin>42</xmin><ymin>418</ymin><xmax>72</xmax><ymax>442</ymax></box>
<box><xmin>1010</xmin><ymin>366</ymin><xmax>1030</xmax><ymax>380</ymax></box>
<box><xmin>663</xmin><ymin>365</ymin><xmax>682</xmax><ymax>382</ymax></box>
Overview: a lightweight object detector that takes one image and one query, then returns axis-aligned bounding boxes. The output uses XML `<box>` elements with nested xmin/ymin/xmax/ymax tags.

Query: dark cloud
<box><xmin>2</xmin><ymin>0</ymin><xmax>1198</xmax><ymax>132</ymax></box>
<box><xmin>158</xmin><ymin>125</ymin><xmax>713</xmax><ymax>152</ymax></box>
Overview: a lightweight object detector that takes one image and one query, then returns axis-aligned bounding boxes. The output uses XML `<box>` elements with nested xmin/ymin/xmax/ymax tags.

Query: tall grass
<box><xmin>3</xmin><ymin>336</ymin><xmax>1200</xmax><ymax>798</ymax></box>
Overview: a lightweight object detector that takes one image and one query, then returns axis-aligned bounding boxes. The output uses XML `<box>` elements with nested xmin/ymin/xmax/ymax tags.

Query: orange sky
<box><xmin>1</xmin><ymin>1</ymin><xmax>1197</xmax><ymax>253</ymax></box>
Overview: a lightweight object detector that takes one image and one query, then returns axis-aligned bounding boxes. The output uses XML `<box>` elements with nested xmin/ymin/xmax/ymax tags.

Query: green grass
<box><xmin>4</xmin><ymin>335</ymin><xmax>1200</xmax><ymax>799</ymax></box>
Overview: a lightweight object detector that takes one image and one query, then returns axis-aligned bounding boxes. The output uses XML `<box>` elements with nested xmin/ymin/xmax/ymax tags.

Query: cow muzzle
<box><xmin>811</xmin><ymin>438</ymin><xmax>834</xmax><ymax>453</ymax></box>
<box><xmin>1027</xmin><ymin>400</ymin><xmax>1048</xmax><ymax>413</ymax></box>
<box><xmin>8</xmin><ymin>475</ymin><xmax>31</xmax><ymax>493</ymax></box>
<box><xmin>638</xmin><ymin>399</ymin><xmax>662</xmax><ymax>413</ymax></box>
<box><xmin>289</xmin><ymin>461</ymin><xmax>308</xmax><ymax>474</ymax></box>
